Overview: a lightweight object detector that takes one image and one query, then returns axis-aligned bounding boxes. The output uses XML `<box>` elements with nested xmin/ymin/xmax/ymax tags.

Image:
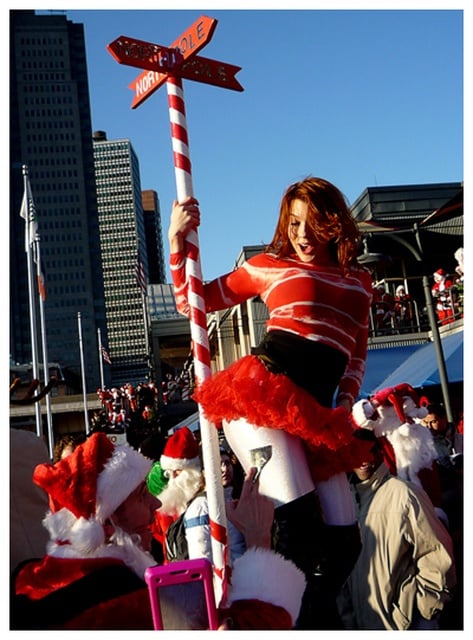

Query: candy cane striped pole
<box><xmin>166</xmin><ymin>75</ymin><xmax>228</xmax><ymax>606</ymax></box>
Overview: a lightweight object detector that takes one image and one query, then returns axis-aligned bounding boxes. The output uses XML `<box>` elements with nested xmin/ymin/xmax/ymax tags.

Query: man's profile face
<box><xmin>422</xmin><ymin>412</ymin><xmax>448</xmax><ymax>434</ymax></box>
<box><xmin>352</xmin><ymin>445</ymin><xmax>384</xmax><ymax>482</ymax></box>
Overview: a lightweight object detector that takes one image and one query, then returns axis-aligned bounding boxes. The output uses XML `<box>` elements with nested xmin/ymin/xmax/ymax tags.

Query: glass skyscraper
<box><xmin>10</xmin><ymin>10</ymin><xmax>107</xmax><ymax>393</ymax></box>
<box><xmin>93</xmin><ymin>131</ymin><xmax>151</xmax><ymax>386</ymax></box>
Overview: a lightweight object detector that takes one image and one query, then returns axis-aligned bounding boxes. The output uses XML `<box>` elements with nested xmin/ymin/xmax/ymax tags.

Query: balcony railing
<box><xmin>369</xmin><ymin>284</ymin><xmax>463</xmax><ymax>339</ymax></box>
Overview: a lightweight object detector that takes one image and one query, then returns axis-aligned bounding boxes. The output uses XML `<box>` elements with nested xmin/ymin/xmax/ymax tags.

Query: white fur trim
<box><xmin>44</xmin><ymin>518</ymin><xmax>156</xmax><ymax>579</ymax></box>
<box><xmin>227</xmin><ymin>547</ymin><xmax>306</xmax><ymax>625</ymax></box>
<box><xmin>160</xmin><ymin>453</ymin><xmax>201</xmax><ymax>472</ymax></box>
<box><xmin>95</xmin><ymin>442</ymin><xmax>152</xmax><ymax>522</ymax></box>
<box><xmin>351</xmin><ymin>399</ymin><xmax>376</xmax><ymax>429</ymax></box>
<box><xmin>43</xmin><ymin>507</ymin><xmax>77</xmax><ymax>542</ymax></box>
<box><xmin>386</xmin><ymin>421</ymin><xmax>437</xmax><ymax>485</ymax></box>
<box><xmin>68</xmin><ymin>517</ymin><xmax>106</xmax><ymax>554</ymax></box>
<box><xmin>43</xmin><ymin>508</ymin><xmax>105</xmax><ymax>554</ymax></box>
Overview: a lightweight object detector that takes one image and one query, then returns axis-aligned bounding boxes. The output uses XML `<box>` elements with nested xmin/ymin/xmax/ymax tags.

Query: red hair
<box><xmin>267</xmin><ymin>176</ymin><xmax>361</xmax><ymax>275</ymax></box>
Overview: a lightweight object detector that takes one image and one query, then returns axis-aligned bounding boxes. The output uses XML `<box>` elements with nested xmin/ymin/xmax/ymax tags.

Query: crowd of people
<box><xmin>10</xmin><ymin>176</ymin><xmax>463</xmax><ymax>630</ymax></box>
<box><xmin>10</xmin><ymin>408</ymin><xmax>462</xmax><ymax>630</ymax></box>
<box><xmin>161</xmin><ymin>369</ymin><xmax>194</xmax><ymax>404</ymax></box>
<box><xmin>371</xmin><ymin>246</ymin><xmax>464</xmax><ymax>335</ymax></box>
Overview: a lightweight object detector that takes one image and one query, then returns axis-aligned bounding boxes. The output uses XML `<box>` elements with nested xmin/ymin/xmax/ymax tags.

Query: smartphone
<box><xmin>144</xmin><ymin>558</ymin><xmax>219</xmax><ymax>630</ymax></box>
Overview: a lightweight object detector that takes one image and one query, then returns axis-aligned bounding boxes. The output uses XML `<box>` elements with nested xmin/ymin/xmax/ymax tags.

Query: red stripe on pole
<box><xmin>192</xmin><ymin>341</ymin><xmax>212</xmax><ymax>372</ymax></box>
<box><xmin>210</xmin><ymin>519</ymin><xmax>228</xmax><ymax>545</ymax></box>
<box><xmin>170</xmin><ymin>121</ymin><xmax>189</xmax><ymax>146</ymax></box>
<box><xmin>190</xmin><ymin>307</ymin><xmax>209</xmax><ymax>332</ymax></box>
<box><xmin>168</xmin><ymin>92</ymin><xmax>186</xmax><ymax>114</ymax></box>
<box><xmin>173</xmin><ymin>152</ymin><xmax>192</xmax><ymax>173</ymax></box>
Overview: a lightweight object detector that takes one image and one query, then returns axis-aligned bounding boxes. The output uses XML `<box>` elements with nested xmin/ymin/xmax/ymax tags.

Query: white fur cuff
<box><xmin>227</xmin><ymin>547</ymin><xmax>306</xmax><ymax>625</ymax></box>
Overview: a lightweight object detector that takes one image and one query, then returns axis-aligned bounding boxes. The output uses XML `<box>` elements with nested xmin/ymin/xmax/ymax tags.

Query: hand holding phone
<box><xmin>226</xmin><ymin>466</ymin><xmax>274</xmax><ymax>549</ymax></box>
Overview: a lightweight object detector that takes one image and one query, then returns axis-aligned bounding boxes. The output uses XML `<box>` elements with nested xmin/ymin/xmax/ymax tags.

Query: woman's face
<box><xmin>220</xmin><ymin>453</ymin><xmax>234</xmax><ymax>487</ymax></box>
<box><xmin>288</xmin><ymin>199</ymin><xmax>320</xmax><ymax>263</ymax></box>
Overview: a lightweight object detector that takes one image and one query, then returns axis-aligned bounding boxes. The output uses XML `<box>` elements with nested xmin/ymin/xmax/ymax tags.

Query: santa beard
<box><xmin>157</xmin><ymin>467</ymin><xmax>203</xmax><ymax>517</ymax></box>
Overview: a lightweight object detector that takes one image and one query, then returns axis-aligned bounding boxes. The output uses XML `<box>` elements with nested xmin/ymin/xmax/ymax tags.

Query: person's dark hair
<box><xmin>138</xmin><ymin>431</ymin><xmax>166</xmax><ymax>461</ymax></box>
<box><xmin>53</xmin><ymin>433</ymin><xmax>86</xmax><ymax>463</ymax></box>
<box><xmin>267</xmin><ymin>176</ymin><xmax>361</xmax><ymax>275</ymax></box>
<box><xmin>426</xmin><ymin>403</ymin><xmax>446</xmax><ymax>418</ymax></box>
<box><xmin>352</xmin><ymin>428</ymin><xmax>379</xmax><ymax>445</ymax></box>
<box><xmin>219</xmin><ymin>446</ymin><xmax>244</xmax><ymax>499</ymax></box>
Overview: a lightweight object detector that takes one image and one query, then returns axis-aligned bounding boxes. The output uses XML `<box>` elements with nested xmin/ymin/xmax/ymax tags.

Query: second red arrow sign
<box><xmin>107</xmin><ymin>36</ymin><xmax>184</xmax><ymax>73</ymax></box>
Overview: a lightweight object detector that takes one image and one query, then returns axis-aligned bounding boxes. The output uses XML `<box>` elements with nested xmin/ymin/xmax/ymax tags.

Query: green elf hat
<box><xmin>146</xmin><ymin>460</ymin><xmax>168</xmax><ymax>496</ymax></box>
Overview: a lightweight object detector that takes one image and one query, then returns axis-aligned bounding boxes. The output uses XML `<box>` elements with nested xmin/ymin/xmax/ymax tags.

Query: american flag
<box><xmin>19</xmin><ymin>171</ymin><xmax>38</xmax><ymax>252</ymax></box>
<box><xmin>101</xmin><ymin>345</ymin><xmax>112</xmax><ymax>364</ymax></box>
<box><xmin>134</xmin><ymin>253</ymin><xmax>147</xmax><ymax>295</ymax></box>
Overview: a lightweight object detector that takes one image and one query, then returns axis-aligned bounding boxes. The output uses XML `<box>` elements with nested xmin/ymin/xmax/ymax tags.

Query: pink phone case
<box><xmin>144</xmin><ymin>558</ymin><xmax>219</xmax><ymax>630</ymax></box>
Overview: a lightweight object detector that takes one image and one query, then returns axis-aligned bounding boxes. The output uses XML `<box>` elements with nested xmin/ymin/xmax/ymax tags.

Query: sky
<box><xmin>15</xmin><ymin>2</ymin><xmax>465</xmax><ymax>283</ymax></box>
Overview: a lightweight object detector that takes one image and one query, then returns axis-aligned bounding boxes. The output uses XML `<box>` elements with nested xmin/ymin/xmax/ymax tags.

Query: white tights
<box><xmin>223</xmin><ymin>419</ymin><xmax>355</xmax><ymax>524</ymax></box>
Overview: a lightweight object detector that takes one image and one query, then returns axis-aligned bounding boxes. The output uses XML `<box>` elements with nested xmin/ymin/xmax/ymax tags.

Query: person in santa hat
<box><xmin>149</xmin><ymin>427</ymin><xmax>246</xmax><ymax>565</ymax></box>
<box><xmin>10</xmin><ymin>431</ymin><xmax>160</xmax><ymax>629</ymax></box>
<box><xmin>147</xmin><ymin>426</ymin><xmax>205</xmax><ymax>562</ymax></box>
<box><xmin>11</xmin><ymin>432</ymin><xmax>306</xmax><ymax>630</ymax></box>
<box><xmin>431</xmin><ymin>268</ymin><xmax>455</xmax><ymax>325</ymax></box>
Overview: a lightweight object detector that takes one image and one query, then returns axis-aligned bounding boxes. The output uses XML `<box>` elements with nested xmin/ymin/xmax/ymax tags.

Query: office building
<box><xmin>92</xmin><ymin>130</ymin><xmax>151</xmax><ymax>387</ymax></box>
<box><xmin>10</xmin><ymin>10</ymin><xmax>107</xmax><ymax>393</ymax></box>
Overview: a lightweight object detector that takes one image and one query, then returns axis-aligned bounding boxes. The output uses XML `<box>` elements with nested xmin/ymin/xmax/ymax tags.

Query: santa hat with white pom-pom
<box><xmin>33</xmin><ymin>432</ymin><xmax>153</xmax><ymax>560</ymax></box>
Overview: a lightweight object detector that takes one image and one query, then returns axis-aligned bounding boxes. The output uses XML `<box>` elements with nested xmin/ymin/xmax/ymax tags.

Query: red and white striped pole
<box><xmin>166</xmin><ymin>75</ymin><xmax>229</xmax><ymax>606</ymax></box>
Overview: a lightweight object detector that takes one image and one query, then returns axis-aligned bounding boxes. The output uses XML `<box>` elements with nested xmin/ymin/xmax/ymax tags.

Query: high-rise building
<box><xmin>92</xmin><ymin>131</ymin><xmax>151</xmax><ymax>387</ymax></box>
<box><xmin>10</xmin><ymin>10</ymin><xmax>107</xmax><ymax>393</ymax></box>
<box><xmin>142</xmin><ymin>189</ymin><xmax>166</xmax><ymax>284</ymax></box>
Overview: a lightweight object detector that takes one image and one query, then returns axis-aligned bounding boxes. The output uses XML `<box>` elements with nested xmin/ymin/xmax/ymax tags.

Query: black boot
<box><xmin>273</xmin><ymin>493</ymin><xmax>361</xmax><ymax>630</ymax></box>
<box><xmin>273</xmin><ymin>491</ymin><xmax>324</xmax><ymax>629</ymax></box>
<box><xmin>306</xmin><ymin>522</ymin><xmax>362</xmax><ymax>630</ymax></box>
<box><xmin>272</xmin><ymin>490</ymin><xmax>323</xmax><ymax>574</ymax></box>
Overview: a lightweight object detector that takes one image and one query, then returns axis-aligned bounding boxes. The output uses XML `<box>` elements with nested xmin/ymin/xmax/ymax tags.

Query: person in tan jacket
<box><xmin>337</xmin><ymin>430</ymin><xmax>456</xmax><ymax>630</ymax></box>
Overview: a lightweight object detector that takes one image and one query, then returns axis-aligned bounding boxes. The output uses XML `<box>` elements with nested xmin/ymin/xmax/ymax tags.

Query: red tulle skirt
<box><xmin>193</xmin><ymin>355</ymin><xmax>372</xmax><ymax>482</ymax></box>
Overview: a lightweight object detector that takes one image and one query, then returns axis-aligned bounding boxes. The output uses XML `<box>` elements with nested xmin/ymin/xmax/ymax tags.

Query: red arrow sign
<box><xmin>179</xmin><ymin>55</ymin><xmax>243</xmax><ymax>92</ymax></box>
<box><xmin>107</xmin><ymin>36</ymin><xmax>184</xmax><ymax>73</ymax></box>
<box><xmin>126</xmin><ymin>15</ymin><xmax>219</xmax><ymax>108</ymax></box>
<box><xmin>129</xmin><ymin>55</ymin><xmax>243</xmax><ymax>107</ymax></box>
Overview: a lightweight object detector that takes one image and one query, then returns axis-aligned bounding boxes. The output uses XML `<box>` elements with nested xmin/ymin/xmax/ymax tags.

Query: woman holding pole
<box><xmin>168</xmin><ymin>176</ymin><xmax>373</xmax><ymax>628</ymax></box>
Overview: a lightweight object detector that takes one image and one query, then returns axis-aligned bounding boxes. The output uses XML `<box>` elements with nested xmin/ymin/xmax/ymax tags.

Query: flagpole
<box><xmin>22</xmin><ymin>165</ymin><xmax>42</xmax><ymax>438</ymax></box>
<box><xmin>77</xmin><ymin>312</ymin><xmax>90</xmax><ymax>434</ymax></box>
<box><xmin>97</xmin><ymin>327</ymin><xmax>105</xmax><ymax>389</ymax></box>
<box><xmin>34</xmin><ymin>233</ymin><xmax>54</xmax><ymax>458</ymax></box>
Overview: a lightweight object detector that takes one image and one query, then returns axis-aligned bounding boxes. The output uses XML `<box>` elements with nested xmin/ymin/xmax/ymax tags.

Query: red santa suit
<box><xmin>432</xmin><ymin>269</ymin><xmax>455</xmax><ymax>325</ymax></box>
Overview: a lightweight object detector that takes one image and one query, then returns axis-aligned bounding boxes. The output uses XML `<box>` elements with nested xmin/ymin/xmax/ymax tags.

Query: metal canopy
<box><xmin>373</xmin><ymin>330</ymin><xmax>463</xmax><ymax>391</ymax></box>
